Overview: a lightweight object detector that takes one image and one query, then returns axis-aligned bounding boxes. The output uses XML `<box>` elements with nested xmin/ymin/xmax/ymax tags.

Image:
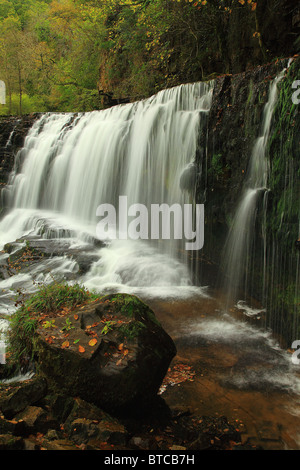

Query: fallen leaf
<box><xmin>78</xmin><ymin>345</ymin><xmax>85</xmax><ymax>353</ymax></box>
<box><xmin>62</xmin><ymin>341</ymin><xmax>69</xmax><ymax>349</ymax></box>
<box><xmin>74</xmin><ymin>314</ymin><xmax>79</xmax><ymax>320</ymax></box>
<box><xmin>89</xmin><ymin>338</ymin><xmax>97</xmax><ymax>347</ymax></box>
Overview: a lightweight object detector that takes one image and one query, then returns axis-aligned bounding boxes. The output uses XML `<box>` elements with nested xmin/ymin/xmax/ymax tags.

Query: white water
<box><xmin>0</xmin><ymin>82</ymin><xmax>213</xmax><ymax>308</ymax></box>
<box><xmin>222</xmin><ymin>67</ymin><xmax>288</xmax><ymax>305</ymax></box>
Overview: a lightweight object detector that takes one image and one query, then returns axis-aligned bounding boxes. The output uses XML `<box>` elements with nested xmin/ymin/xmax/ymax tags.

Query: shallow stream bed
<box><xmin>147</xmin><ymin>294</ymin><xmax>300</xmax><ymax>450</ymax></box>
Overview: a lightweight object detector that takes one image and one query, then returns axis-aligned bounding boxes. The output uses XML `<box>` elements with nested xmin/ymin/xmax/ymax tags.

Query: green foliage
<box><xmin>7</xmin><ymin>305</ymin><xmax>38</xmax><ymax>366</ymax></box>
<box><xmin>109</xmin><ymin>293</ymin><xmax>143</xmax><ymax>317</ymax></box>
<box><xmin>0</xmin><ymin>93</ymin><xmax>47</xmax><ymax>115</ymax></box>
<box><xmin>210</xmin><ymin>153</ymin><xmax>224</xmax><ymax>176</ymax></box>
<box><xmin>267</xmin><ymin>60</ymin><xmax>300</xmax><ymax>247</ymax></box>
<box><xmin>7</xmin><ymin>281</ymin><xmax>99</xmax><ymax>365</ymax></box>
<box><xmin>25</xmin><ymin>281</ymin><xmax>97</xmax><ymax>314</ymax></box>
<box><xmin>107</xmin><ymin>293</ymin><xmax>161</xmax><ymax>326</ymax></box>
<box><xmin>100</xmin><ymin>320</ymin><xmax>117</xmax><ymax>335</ymax></box>
<box><xmin>118</xmin><ymin>320</ymin><xmax>146</xmax><ymax>340</ymax></box>
<box><xmin>42</xmin><ymin>319</ymin><xmax>56</xmax><ymax>329</ymax></box>
<box><xmin>0</xmin><ymin>0</ymin><xmax>295</xmax><ymax>113</ymax></box>
<box><xmin>62</xmin><ymin>317</ymin><xmax>75</xmax><ymax>331</ymax></box>
<box><xmin>262</xmin><ymin>58</ymin><xmax>300</xmax><ymax>345</ymax></box>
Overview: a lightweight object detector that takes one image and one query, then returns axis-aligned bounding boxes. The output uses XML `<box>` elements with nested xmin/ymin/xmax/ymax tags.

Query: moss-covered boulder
<box><xmin>34</xmin><ymin>293</ymin><xmax>176</xmax><ymax>414</ymax></box>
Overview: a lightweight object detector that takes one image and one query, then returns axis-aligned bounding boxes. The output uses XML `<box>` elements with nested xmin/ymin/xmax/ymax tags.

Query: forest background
<box><xmin>0</xmin><ymin>0</ymin><xmax>298</xmax><ymax>114</ymax></box>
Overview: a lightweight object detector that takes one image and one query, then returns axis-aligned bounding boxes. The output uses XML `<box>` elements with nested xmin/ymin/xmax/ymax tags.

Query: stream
<box><xmin>148</xmin><ymin>293</ymin><xmax>300</xmax><ymax>450</ymax></box>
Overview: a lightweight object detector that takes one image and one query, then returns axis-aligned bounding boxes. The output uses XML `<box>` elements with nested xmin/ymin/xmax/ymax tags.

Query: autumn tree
<box><xmin>0</xmin><ymin>0</ymin><xmax>298</xmax><ymax>113</ymax></box>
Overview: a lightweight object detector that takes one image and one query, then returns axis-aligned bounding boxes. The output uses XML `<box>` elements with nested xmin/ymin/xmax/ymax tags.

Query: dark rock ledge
<box><xmin>0</xmin><ymin>378</ymin><xmax>247</xmax><ymax>451</ymax></box>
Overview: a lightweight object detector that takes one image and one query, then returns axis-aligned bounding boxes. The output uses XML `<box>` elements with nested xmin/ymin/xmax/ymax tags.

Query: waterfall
<box><xmin>221</xmin><ymin>67</ymin><xmax>288</xmax><ymax>307</ymax></box>
<box><xmin>0</xmin><ymin>82</ymin><xmax>213</xmax><ymax>300</ymax></box>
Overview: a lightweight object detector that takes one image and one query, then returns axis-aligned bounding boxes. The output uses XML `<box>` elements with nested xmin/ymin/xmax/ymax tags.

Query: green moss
<box><xmin>104</xmin><ymin>293</ymin><xmax>161</xmax><ymax>327</ymax></box>
<box><xmin>262</xmin><ymin>58</ymin><xmax>300</xmax><ymax>345</ymax></box>
<box><xmin>118</xmin><ymin>320</ymin><xmax>146</xmax><ymax>341</ymax></box>
<box><xmin>267</xmin><ymin>60</ymin><xmax>300</xmax><ymax>248</ymax></box>
<box><xmin>246</xmin><ymin>79</ymin><xmax>254</xmax><ymax>106</ymax></box>
<box><xmin>210</xmin><ymin>153</ymin><xmax>224</xmax><ymax>176</ymax></box>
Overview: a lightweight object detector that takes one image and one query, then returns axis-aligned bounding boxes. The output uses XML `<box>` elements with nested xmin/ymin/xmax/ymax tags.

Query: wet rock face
<box><xmin>180</xmin><ymin>163</ymin><xmax>198</xmax><ymax>192</ymax></box>
<box><xmin>0</xmin><ymin>114</ymin><xmax>39</xmax><ymax>189</ymax></box>
<box><xmin>196</xmin><ymin>58</ymin><xmax>293</xmax><ymax>276</ymax></box>
<box><xmin>35</xmin><ymin>293</ymin><xmax>177</xmax><ymax>415</ymax></box>
<box><xmin>203</xmin><ymin>60</ymin><xmax>288</xmax><ymax>226</ymax></box>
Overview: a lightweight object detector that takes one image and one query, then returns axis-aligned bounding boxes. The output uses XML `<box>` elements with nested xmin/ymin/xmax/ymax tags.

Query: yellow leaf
<box><xmin>89</xmin><ymin>338</ymin><xmax>98</xmax><ymax>347</ymax></box>
<box><xmin>62</xmin><ymin>341</ymin><xmax>69</xmax><ymax>349</ymax></box>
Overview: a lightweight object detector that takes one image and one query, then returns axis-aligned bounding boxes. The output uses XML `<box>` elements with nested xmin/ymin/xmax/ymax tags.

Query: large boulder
<box><xmin>35</xmin><ymin>293</ymin><xmax>176</xmax><ymax>414</ymax></box>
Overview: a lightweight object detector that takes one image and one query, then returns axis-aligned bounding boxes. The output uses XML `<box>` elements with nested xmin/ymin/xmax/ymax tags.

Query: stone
<box><xmin>69</xmin><ymin>417</ymin><xmax>127</xmax><ymax>446</ymax></box>
<box><xmin>63</xmin><ymin>397</ymin><xmax>109</xmax><ymax>433</ymax></box>
<box><xmin>0</xmin><ymin>416</ymin><xmax>26</xmax><ymax>436</ymax></box>
<box><xmin>0</xmin><ymin>377</ymin><xmax>47</xmax><ymax>419</ymax></box>
<box><xmin>15</xmin><ymin>405</ymin><xmax>59</xmax><ymax>435</ymax></box>
<box><xmin>40</xmin><ymin>439</ymin><xmax>79</xmax><ymax>451</ymax></box>
<box><xmin>172</xmin><ymin>414</ymin><xmax>241</xmax><ymax>450</ymax></box>
<box><xmin>35</xmin><ymin>294</ymin><xmax>176</xmax><ymax>414</ymax></box>
<box><xmin>96</xmin><ymin>418</ymin><xmax>128</xmax><ymax>445</ymax></box>
<box><xmin>44</xmin><ymin>429</ymin><xmax>60</xmax><ymax>441</ymax></box>
<box><xmin>129</xmin><ymin>436</ymin><xmax>158</xmax><ymax>450</ymax></box>
<box><xmin>68</xmin><ymin>418</ymin><xmax>99</xmax><ymax>443</ymax></box>
<box><xmin>63</xmin><ymin>397</ymin><xmax>128</xmax><ymax>446</ymax></box>
<box><xmin>0</xmin><ymin>434</ymin><xmax>24</xmax><ymax>450</ymax></box>
<box><xmin>24</xmin><ymin>439</ymin><xmax>41</xmax><ymax>450</ymax></box>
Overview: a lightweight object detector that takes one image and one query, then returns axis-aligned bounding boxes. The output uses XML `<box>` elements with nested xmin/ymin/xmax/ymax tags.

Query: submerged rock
<box><xmin>180</xmin><ymin>162</ymin><xmax>198</xmax><ymax>192</ymax></box>
<box><xmin>35</xmin><ymin>293</ymin><xmax>176</xmax><ymax>415</ymax></box>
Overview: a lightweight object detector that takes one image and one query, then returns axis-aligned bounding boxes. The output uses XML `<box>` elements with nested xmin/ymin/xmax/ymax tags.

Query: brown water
<box><xmin>146</xmin><ymin>292</ymin><xmax>300</xmax><ymax>450</ymax></box>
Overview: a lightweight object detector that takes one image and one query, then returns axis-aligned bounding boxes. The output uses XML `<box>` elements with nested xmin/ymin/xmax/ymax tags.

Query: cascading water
<box><xmin>221</xmin><ymin>66</ymin><xmax>289</xmax><ymax>308</ymax></box>
<box><xmin>0</xmin><ymin>82</ymin><xmax>213</xmax><ymax>303</ymax></box>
